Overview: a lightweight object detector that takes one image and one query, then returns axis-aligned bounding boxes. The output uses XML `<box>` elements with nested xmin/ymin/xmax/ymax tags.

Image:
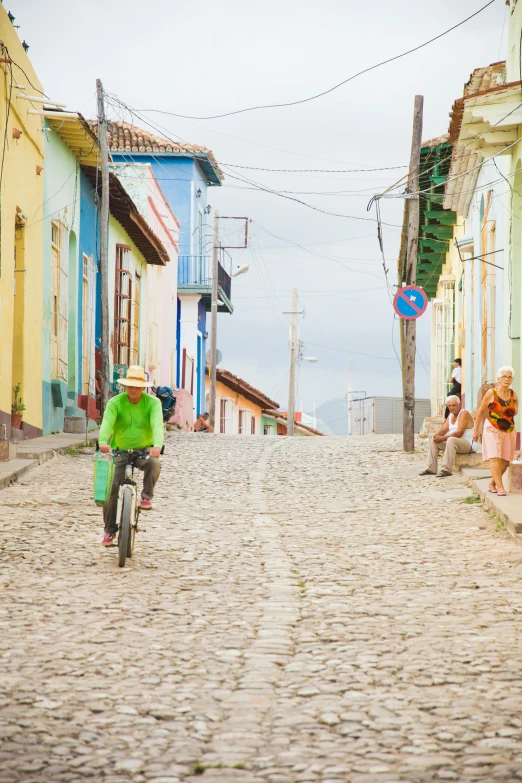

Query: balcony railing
<box><xmin>178</xmin><ymin>255</ymin><xmax>231</xmax><ymax>305</ymax></box>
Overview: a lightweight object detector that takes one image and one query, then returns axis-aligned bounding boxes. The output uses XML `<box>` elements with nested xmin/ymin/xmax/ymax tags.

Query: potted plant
<box><xmin>11</xmin><ymin>383</ymin><xmax>26</xmax><ymax>430</ymax></box>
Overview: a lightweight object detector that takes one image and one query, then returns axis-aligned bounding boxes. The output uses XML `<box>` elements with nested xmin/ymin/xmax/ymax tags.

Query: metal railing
<box><xmin>178</xmin><ymin>255</ymin><xmax>231</xmax><ymax>302</ymax></box>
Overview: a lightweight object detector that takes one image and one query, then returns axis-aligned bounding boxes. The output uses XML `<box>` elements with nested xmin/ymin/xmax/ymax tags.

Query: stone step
<box><xmin>64</xmin><ymin>416</ymin><xmax>97</xmax><ymax>434</ymax></box>
<box><xmin>454</xmin><ymin>452</ymin><xmax>488</xmax><ymax>472</ymax></box>
<box><xmin>419</xmin><ymin>416</ymin><xmax>444</xmax><ymax>438</ymax></box>
<box><xmin>0</xmin><ymin>441</ymin><xmax>17</xmax><ymax>462</ymax></box>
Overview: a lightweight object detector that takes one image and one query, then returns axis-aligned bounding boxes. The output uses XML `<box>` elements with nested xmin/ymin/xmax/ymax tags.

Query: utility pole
<box><xmin>403</xmin><ymin>95</ymin><xmax>424</xmax><ymax>452</ymax></box>
<box><xmin>208</xmin><ymin>210</ymin><xmax>220</xmax><ymax>431</ymax></box>
<box><xmin>287</xmin><ymin>288</ymin><xmax>298</xmax><ymax>436</ymax></box>
<box><xmin>207</xmin><ymin>214</ymin><xmax>249</xmax><ymax>432</ymax></box>
<box><xmin>96</xmin><ymin>79</ymin><xmax>110</xmax><ymax>414</ymax></box>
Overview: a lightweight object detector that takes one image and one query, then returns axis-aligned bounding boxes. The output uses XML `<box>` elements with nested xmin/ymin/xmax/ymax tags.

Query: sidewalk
<box><xmin>463</xmin><ymin>467</ymin><xmax>522</xmax><ymax>546</ymax></box>
<box><xmin>0</xmin><ymin>431</ymin><xmax>98</xmax><ymax>490</ymax></box>
<box><xmin>416</xmin><ymin>437</ymin><xmax>522</xmax><ymax>547</ymax></box>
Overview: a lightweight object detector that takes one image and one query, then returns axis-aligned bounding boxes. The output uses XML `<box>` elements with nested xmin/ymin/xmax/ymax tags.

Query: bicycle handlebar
<box><xmin>95</xmin><ymin>442</ymin><xmax>165</xmax><ymax>457</ymax></box>
<box><xmin>112</xmin><ymin>448</ymin><xmax>152</xmax><ymax>458</ymax></box>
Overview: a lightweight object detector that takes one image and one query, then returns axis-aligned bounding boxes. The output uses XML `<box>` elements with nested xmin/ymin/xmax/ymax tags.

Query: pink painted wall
<box><xmin>111</xmin><ymin>163</ymin><xmax>179</xmax><ymax>388</ymax></box>
<box><xmin>169</xmin><ymin>388</ymin><xmax>194</xmax><ymax>431</ymax></box>
<box><xmin>144</xmin><ymin>168</ymin><xmax>180</xmax><ymax>387</ymax></box>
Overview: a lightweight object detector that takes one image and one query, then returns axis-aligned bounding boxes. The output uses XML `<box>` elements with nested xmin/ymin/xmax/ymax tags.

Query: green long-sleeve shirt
<box><xmin>99</xmin><ymin>392</ymin><xmax>164</xmax><ymax>450</ymax></box>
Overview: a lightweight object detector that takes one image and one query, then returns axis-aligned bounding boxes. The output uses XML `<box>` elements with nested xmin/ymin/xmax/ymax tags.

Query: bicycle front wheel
<box><xmin>127</xmin><ymin>507</ymin><xmax>136</xmax><ymax>558</ymax></box>
<box><xmin>118</xmin><ymin>487</ymin><xmax>132</xmax><ymax>568</ymax></box>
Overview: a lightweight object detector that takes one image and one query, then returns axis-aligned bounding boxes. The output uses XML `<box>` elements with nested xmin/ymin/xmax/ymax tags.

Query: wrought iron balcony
<box><xmin>177</xmin><ymin>255</ymin><xmax>232</xmax><ymax>313</ymax></box>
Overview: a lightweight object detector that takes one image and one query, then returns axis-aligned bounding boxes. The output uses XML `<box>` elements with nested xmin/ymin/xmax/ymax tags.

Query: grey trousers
<box><xmin>103</xmin><ymin>453</ymin><xmax>161</xmax><ymax>533</ymax></box>
<box><xmin>428</xmin><ymin>436</ymin><xmax>472</xmax><ymax>474</ymax></box>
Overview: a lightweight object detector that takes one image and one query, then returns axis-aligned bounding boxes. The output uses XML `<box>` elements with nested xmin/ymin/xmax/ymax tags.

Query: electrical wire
<box><xmin>0</xmin><ymin>44</ymin><xmax>13</xmax><ymax>276</ymax></box>
<box><xmin>253</xmin><ymin>221</ymin><xmax>386</xmax><ymax>280</ymax></box>
<box><xmin>5</xmin><ymin>49</ymin><xmax>49</xmax><ymax>99</ymax></box>
<box><xmin>380</xmin><ymin>99</ymin><xmax>522</xmax><ymax>204</ymax></box>
<box><xmin>221</xmin><ymin>166</ymin><xmax>402</xmax><ymax>226</ymax></box>
<box><xmin>136</xmin><ymin>1</ymin><xmax>495</xmax><ymax>120</ymax></box>
<box><xmin>306</xmin><ymin>340</ymin><xmax>428</xmax><ymax>364</ymax></box>
<box><xmin>222</xmin><ymin>163</ymin><xmax>409</xmax><ymax>174</ymax></box>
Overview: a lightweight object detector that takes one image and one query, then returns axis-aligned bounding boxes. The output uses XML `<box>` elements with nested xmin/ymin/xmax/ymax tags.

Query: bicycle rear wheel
<box><xmin>118</xmin><ymin>487</ymin><xmax>132</xmax><ymax>568</ymax></box>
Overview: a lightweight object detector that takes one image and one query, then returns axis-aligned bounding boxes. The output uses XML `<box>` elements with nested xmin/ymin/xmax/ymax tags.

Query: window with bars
<box><xmin>82</xmin><ymin>254</ymin><xmax>96</xmax><ymax>396</ymax></box>
<box><xmin>220</xmin><ymin>399</ymin><xmax>227</xmax><ymax>434</ymax></box>
<box><xmin>251</xmin><ymin>416</ymin><xmax>256</xmax><ymax>435</ymax></box>
<box><xmin>434</xmin><ymin>282</ymin><xmax>455</xmax><ymax>415</ymax></box>
<box><xmin>114</xmin><ymin>246</ymin><xmax>132</xmax><ymax>365</ymax></box>
<box><xmin>130</xmin><ymin>272</ymin><xmax>141</xmax><ymax>366</ymax></box>
<box><xmin>238</xmin><ymin>410</ymin><xmax>245</xmax><ymax>434</ymax></box>
<box><xmin>51</xmin><ymin>221</ymin><xmax>68</xmax><ymax>381</ymax></box>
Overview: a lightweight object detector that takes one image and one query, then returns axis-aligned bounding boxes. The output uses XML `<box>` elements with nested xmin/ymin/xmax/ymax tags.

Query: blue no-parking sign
<box><xmin>393</xmin><ymin>285</ymin><xmax>428</xmax><ymax>320</ymax></box>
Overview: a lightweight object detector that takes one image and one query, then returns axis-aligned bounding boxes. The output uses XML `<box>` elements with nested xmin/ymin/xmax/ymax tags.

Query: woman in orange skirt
<box><xmin>473</xmin><ymin>366</ymin><xmax>518</xmax><ymax>496</ymax></box>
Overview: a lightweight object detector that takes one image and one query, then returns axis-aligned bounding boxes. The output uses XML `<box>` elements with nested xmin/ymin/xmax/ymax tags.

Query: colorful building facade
<box><xmin>40</xmin><ymin>115</ymin><xmax>100</xmax><ymax>434</ymax></box>
<box><xmin>110</xmin><ymin>162</ymin><xmax>180</xmax><ymax>391</ymax></box>
<box><xmin>0</xmin><ymin>8</ymin><xmax>45</xmax><ymax>438</ymax></box>
<box><xmin>105</xmin><ymin>123</ymin><xmax>230</xmax><ymax>420</ymax></box>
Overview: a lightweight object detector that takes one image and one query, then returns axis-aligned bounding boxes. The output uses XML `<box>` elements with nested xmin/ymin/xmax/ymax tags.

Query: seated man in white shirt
<box><xmin>420</xmin><ymin>395</ymin><xmax>475</xmax><ymax>477</ymax></box>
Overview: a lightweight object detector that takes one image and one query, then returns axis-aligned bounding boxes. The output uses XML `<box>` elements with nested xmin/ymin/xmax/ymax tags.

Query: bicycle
<box><xmin>113</xmin><ymin>448</ymin><xmax>152</xmax><ymax>568</ymax></box>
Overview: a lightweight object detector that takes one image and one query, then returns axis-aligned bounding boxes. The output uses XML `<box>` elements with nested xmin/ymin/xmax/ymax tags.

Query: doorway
<box><xmin>12</xmin><ymin>213</ymin><xmax>26</xmax><ymax>397</ymax></box>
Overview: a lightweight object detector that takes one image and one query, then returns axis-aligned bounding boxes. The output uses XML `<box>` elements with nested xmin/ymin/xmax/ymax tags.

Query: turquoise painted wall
<box><xmin>261</xmin><ymin>414</ymin><xmax>277</xmax><ymax>435</ymax></box>
<box><xmin>42</xmin><ymin>130</ymin><xmax>80</xmax><ymax>434</ymax></box>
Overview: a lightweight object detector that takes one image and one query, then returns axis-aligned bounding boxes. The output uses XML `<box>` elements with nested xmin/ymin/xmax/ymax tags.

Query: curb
<box><xmin>0</xmin><ymin>433</ymin><xmax>98</xmax><ymax>491</ymax></box>
<box><xmin>469</xmin><ymin>475</ymin><xmax>522</xmax><ymax>546</ymax></box>
<box><xmin>0</xmin><ymin>459</ymin><xmax>39</xmax><ymax>490</ymax></box>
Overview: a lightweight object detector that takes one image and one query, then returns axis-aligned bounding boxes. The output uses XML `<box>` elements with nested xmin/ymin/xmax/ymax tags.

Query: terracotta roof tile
<box><xmin>262</xmin><ymin>409</ymin><xmax>324</xmax><ymax>436</ymax></box>
<box><xmin>448</xmin><ymin>62</ymin><xmax>510</xmax><ymax>143</ymax></box>
<box><xmin>207</xmin><ymin>367</ymin><xmax>279</xmax><ymax>410</ymax></box>
<box><xmin>87</xmin><ymin>120</ymin><xmax>223</xmax><ymax>183</ymax></box>
<box><xmin>422</xmin><ymin>134</ymin><xmax>450</xmax><ymax>149</ymax></box>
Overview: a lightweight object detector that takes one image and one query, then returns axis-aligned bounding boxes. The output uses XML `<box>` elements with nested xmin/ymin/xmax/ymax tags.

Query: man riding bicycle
<box><xmin>98</xmin><ymin>365</ymin><xmax>164</xmax><ymax>547</ymax></box>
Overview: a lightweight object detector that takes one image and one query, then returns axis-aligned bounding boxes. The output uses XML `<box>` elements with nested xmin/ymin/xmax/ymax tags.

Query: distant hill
<box><xmin>307</xmin><ymin>398</ymin><xmax>347</xmax><ymax>436</ymax></box>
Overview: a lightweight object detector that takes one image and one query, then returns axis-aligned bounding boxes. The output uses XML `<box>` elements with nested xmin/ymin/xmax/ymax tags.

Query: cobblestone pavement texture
<box><xmin>2</xmin><ymin>433</ymin><xmax>522</xmax><ymax>783</ymax></box>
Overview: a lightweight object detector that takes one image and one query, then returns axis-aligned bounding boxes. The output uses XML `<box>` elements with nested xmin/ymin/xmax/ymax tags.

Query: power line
<box><xmin>223</xmin><ymin>167</ymin><xmax>402</xmax><ymax>226</ymax></box>
<box><xmin>253</xmin><ymin>221</ymin><xmax>387</xmax><ymax>280</ymax></box>
<box><xmin>222</xmin><ymin>163</ymin><xmax>409</xmax><ymax>174</ymax></box>
<box><xmin>135</xmin><ymin>1</ymin><xmax>495</xmax><ymax>120</ymax></box>
<box><xmin>306</xmin><ymin>340</ymin><xmax>428</xmax><ymax>364</ymax></box>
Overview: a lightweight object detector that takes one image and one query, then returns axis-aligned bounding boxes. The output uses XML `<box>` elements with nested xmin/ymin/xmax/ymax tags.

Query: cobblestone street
<box><xmin>2</xmin><ymin>433</ymin><xmax>522</xmax><ymax>783</ymax></box>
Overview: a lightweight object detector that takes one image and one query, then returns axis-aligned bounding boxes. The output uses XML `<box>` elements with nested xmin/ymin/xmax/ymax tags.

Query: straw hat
<box><xmin>119</xmin><ymin>365</ymin><xmax>150</xmax><ymax>388</ymax></box>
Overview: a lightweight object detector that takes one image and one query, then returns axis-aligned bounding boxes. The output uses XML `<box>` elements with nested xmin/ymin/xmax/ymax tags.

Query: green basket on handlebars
<box><xmin>93</xmin><ymin>451</ymin><xmax>115</xmax><ymax>507</ymax></box>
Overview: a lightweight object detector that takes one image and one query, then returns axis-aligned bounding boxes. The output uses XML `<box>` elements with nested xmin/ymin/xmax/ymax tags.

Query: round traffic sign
<box><xmin>393</xmin><ymin>285</ymin><xmax>428</xmax><ymax>320</ymax></box>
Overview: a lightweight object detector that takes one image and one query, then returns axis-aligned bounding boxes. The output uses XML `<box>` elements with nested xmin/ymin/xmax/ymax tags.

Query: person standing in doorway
<box><xmin>444</xmin><ymin>358</ymin><xmax>462</xmax><ymax>419</ymax></box>
<box><xmin>473</xmin><ymin>366</ymin><xmax>518</xmax><ymax>496</ymax></box>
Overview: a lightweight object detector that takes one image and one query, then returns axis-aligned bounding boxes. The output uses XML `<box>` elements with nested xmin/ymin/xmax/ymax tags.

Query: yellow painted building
<box><xmin>0</xmin><ymin>9</ymin><xmax>45</xmax><ymax>437</ymax></box>
<box><xmin>205</xmin><ymin>369</ymin><xmax>279</xmax><ymax>435</ymax></box>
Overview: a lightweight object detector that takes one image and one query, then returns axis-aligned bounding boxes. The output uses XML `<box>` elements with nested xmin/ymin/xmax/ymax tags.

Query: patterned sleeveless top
<box><xmin>488</xmin><ymin>389</ymin><xmax>517</xmax><ymax>433</ymax></box>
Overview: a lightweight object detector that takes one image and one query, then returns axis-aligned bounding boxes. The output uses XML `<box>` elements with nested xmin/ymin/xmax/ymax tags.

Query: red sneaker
<box><xmin>101</xmin><ymin>532</ymin><xmax>116</xmax><ymax>546</ymax></box>
<box><xmin>140</xmin><ymin>497</ymin><xmax>152</xmax><ymax>510</ymax></box>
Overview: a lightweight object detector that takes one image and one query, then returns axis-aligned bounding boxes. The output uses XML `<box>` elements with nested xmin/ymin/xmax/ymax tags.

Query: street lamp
<box><xmin>231</xmin><ymin>264</ymin><xmax>249</xmax><ymax>278</ymax></box>
<box><xmin>302</xmin><ymin>356</ymin><xmax>318</xmax><ymax>363</ymax></box>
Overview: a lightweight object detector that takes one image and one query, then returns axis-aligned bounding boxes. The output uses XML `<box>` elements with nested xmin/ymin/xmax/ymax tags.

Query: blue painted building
<box><xmin>106</xmin><ymin>122</ymin><xmax>230</xmax><ymax>417</ymax></box>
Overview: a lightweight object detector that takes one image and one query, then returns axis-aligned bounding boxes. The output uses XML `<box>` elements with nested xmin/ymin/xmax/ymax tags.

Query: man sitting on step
<box><xmin>420</xmin><ymin>395</ymin><xmax>475</xmax><ymax>478</ymax></box>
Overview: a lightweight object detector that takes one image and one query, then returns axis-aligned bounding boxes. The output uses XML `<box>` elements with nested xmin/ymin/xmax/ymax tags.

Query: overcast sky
<box><xmin>13</xmin><ymin>0</ymin><xmax>506</xmax><ymax>412</ymax></box>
